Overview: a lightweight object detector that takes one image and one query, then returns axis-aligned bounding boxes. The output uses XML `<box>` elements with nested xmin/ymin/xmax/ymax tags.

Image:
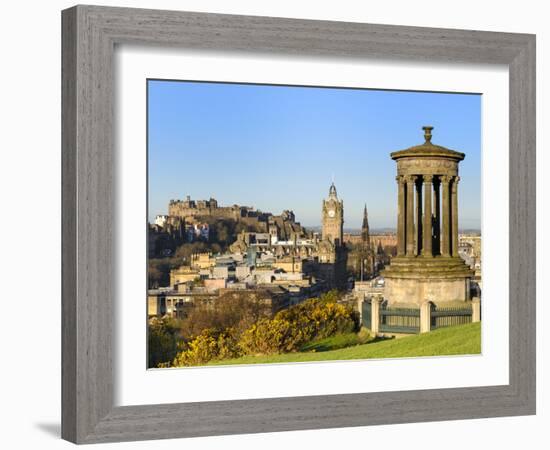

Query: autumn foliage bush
<box><xmin>178</xmin><ymin>291</ymin><xmax>272</xmax><ymax>340</ymax></box>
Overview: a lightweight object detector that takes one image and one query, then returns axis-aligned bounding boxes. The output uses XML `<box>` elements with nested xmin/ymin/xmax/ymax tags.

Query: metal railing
<box><xmin>379</xmin><ymin>304</ymin><xmax>420</xmax><ymax>333</ymax></box>
<box><xmin>430</xmin><ymin>305</ymin><xmax>473</xmax><ymax>329</ymax></box>
<box><xmin>361</xmin><ymin>298</ymin><xmax>476</xmax><ymax>334</ymax></box>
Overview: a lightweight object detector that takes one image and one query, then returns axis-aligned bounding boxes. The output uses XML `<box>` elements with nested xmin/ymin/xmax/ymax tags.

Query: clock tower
<box><xmin>322</xmin><ymin>182</ymin><xmax>344</xmax><ymax>246</ymax></box>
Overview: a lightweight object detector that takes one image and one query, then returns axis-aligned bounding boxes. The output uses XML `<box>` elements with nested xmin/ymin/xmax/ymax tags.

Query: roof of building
<box><xmin>390</xmin><ymin>126</ymin><xmax>465</xmax><ymax>161</ymax></box>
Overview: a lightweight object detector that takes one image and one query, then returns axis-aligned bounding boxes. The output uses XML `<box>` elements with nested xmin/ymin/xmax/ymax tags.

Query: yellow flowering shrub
<box><xmin>172</xmin><ymin>328</ymin><xmax>241</xmax><ymax>367</ymax></box>
<box><xmin>239</xmin><ymin>298</ymin><xmax>359</xmax><ymax>355</ymax></box>
<box><xmin>238</xmin><ymin>318</ymin><xmax>300</xmax><ymax>354</ymax></box>
<box><xmin>171</xmin><ymin>296</ymin><xmax>360</xmax><ymax>365</ymax></box>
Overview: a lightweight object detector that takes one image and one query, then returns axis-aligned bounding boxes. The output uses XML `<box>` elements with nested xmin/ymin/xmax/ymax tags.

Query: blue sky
<box><xmin>148</xmin><ymin>80</ymin><xmax>481</xmax><ymax>230</ymax></box>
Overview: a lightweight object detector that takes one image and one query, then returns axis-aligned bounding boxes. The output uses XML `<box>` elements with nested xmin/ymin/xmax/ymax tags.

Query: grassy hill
<box><xmin>208</xmin><ymin>322</ymin><xmax>481</xmax><ymax>366</ymax></box>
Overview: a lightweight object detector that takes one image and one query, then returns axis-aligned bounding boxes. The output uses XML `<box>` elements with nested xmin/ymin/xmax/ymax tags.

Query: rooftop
<box><xmin>390</xmin><ymin>126</ymin><xmax>465</xmax><ymax>161</ymax></box>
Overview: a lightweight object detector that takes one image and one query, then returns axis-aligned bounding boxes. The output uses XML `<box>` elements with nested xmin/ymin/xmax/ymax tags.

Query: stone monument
<box><xmin>382</xmin><ymin>126</ymin><xmax>474</xmax><ymax>306</ymax></box>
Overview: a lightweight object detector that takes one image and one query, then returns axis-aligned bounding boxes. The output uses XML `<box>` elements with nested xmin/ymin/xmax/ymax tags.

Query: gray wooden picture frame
<box><xmin>61</xmin><ymin>4</ymin><xmax>536</xmax><ymax>444</ymax></box>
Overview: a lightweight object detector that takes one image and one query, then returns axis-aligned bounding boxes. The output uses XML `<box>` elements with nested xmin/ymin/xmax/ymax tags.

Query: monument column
<box><xmin>406</xmin><ymin>175</ymin><xmax>416</xmax><ymax>256</ymax></box>
<box><xmin>451</xmin><ymin>176</ymin><xmax>460</xmax><ymax>256</ymax></box>
<box><xmin>441</xmin><ymin>175</ymin><xmax>451</xmax><ymax>257</ymax></box>
<box><xmin>396</xmin><ymin>176</ymin><xmax>406</xmax><ymax>256</ymax></box>
<box><xmin>433</xmin><ymin>177</ymin><xmax>441</xmax><ymax>254</ymax></box>
<box><xmin>415</xmin><ymin>177</ymin><xmax>423</xmax><ymax>255</ymax></box>
<box><xmin>422</xmin><ymin>175</ymin><xmax>433</xmax><ymax>256</ymax></box>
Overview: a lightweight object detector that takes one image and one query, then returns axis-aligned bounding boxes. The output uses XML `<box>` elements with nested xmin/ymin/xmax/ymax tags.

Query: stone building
<box><xmin>169</xmin><ymin>265</ymin><xmax>200</xmax><ymax>287</ymax></box>
<box><xmin>382</xmin><ymin>126</ymin><xmax>474</xmax><ymax>306</ymax></box>
<box><xmin>342</xmin><ymin>233</ymin><xmax>362</xmax><ymax>245</ymax></box>
<box><xmin>458</xmin><ymin>234</ymin><xmax>482</xmax><ymax>289</ymax></box>
<box><xmin>165</xmin><ymin>195</ymin><xmax>309</xmax><ymax>245</ymax></box>
<box><xmin>147</xmin><ymin>287</ymin><xmax>217</xmax><ymax>319</ymax></box>
<box><xmin>190</xmin><ymin>252</ymin><xmax>216</xmax><ymax>270</ymax></box>
<box><xmin>346</xmin><ymin>204</ymin><xmax>376</xmax><ymax>281</ymax></box>
<box><xmin>322</xmin><ymin>182</ymin><xmax>344</xmax><ymax>246</ymax></box>
<box><xmin>370</xmin><ymin>233</ymin><xmax>398</xmax><ymax>250</ymax></box>
<box><xmin>272</xmin><ymin>256</ymin><xmax>304</xmax><ymax>273</ymax></box>
<box><xmin>344</xmin><ymin>232</ymin><xmax>397</xmax><ymax>249</ymax></box>
<box><xmin>168</xmin><ymin>195</ymin><xmax>270</xmax><ymax>227</ymax></box>
<box><xmin>154</xmin><ymin>214</ymin><xmax>169</xmax><ymax>227</ymax></box>
<box><xmin>268</xmin><ymin>210</ymin><xmax>305</xmax><ymax>244</ymax></box>
<box><xmin>318</xmin><ymin>182</ymin><xmax>348</xmax><ymax>289</ymax></box>
<box><xmin>225</xmin><ymin>182</ymin><xmax>348</xmax><ymax>290</ymax></box>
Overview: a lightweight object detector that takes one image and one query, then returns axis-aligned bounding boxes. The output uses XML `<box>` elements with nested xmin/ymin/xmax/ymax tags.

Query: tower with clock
<box><xmin>322</xmin><ymin>182</ymin><xmax>344</xmax><ymax>246</ymax></box>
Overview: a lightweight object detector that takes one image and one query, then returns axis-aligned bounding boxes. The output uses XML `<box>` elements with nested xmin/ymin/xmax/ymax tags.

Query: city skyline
<box><xmin>148</xmin><ymin>80</ymin><xmax>481</xmax><ymax>229</ymax></box>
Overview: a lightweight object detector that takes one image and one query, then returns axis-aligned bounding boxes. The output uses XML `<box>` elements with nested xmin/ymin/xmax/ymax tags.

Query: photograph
<box><xmin>2</xmin><ymin>0</ymin><xmax>542</xmax><ymax>447</ymax></box>
<box><xmin>146</xmin><ymin>80</ymin><xmax>482</xmax><ymax>368</ymax></box>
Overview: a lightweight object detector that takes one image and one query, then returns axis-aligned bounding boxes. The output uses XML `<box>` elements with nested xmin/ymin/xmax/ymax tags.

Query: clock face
<box><xmin>328</xmin><ymin>209</ymin><xmax>335</xmax><ymax>218</ymax></box>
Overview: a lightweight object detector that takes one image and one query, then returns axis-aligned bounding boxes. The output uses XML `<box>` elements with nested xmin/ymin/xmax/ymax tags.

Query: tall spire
<box><xmin>361</xmin><ymin>203</ymin><xmax>370</xmax><ymax>245</ymax></box>
<box><xmin>362</xmin><ymin>203</ymin><xmax>369</xmax><ymax>228</ymax></box>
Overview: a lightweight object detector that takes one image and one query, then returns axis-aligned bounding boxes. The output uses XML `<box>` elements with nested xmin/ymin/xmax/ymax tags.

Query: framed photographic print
<box><xmin>62</xmin><ymin>5</ymin><xmax>536</xmax><ymax>444</ymax></box>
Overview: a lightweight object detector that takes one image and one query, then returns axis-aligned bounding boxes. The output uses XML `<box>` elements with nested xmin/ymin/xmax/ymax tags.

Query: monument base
<box><xmin>381</xmin><ymin>256</ymin><xmax>474</xmax><ymax>306</ymax></box>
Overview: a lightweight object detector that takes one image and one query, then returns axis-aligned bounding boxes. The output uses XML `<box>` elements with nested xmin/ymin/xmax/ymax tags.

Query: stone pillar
<box><xmin>451</xmin><ymin>176</ymin><xmax>460</xmax><ymax>257</ymax></box>
<box><xmin>371</xmin><ymin>296</ymin><xmax>383</xmax><ymax>334</ymax></box>
<box><xmin>420</xmin><ymin>301</ymin><xmax>433</xmax><ymax>333</ymax></box>
<box><xmin>396</xmin><ymin>176</ymin><xmax>406</xmax><ymax>256</ymax></box>
<box><xmin>356</xmin><ymin>296</ymin><xmax>364</xmax><ymax>323</ymax></box>
<box><xmin>422</xmin><ymin>175</ymin><xmax>433</xmax><ymax>257</ymax></box>
<box><xmin>472</xmin><ymin>297</ymin><xmax>481</xmax><ymax>323</ymax></box>
<box><xmin>405</xmin><ymin>175</ymin><xmax>416</xmax><ymax>256</ymax></box>
<box><xmin>415</xmin><ymin>177</ymin><xmax>423</xmax><ymax>256</ymax></box>
<box><xmin>433</xmin><ymin>178</ymin><xmax>441</xmax><ymax>255</ymax></box>
<box><xmin>441</xmin><ymin>175</ymin><xmax>451</xmax><ymax>257</ymax></box>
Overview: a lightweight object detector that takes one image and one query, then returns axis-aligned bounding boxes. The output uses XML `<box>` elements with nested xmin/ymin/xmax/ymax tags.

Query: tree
<box><xmin>178</xmin><ymin>291</ymin><xmax>273</xmax><ymax>340</ymax></box>
<box><xmin>148</xmin><ymin>317</ymin><xmax>183</xmax><ymax>368</ymax></box>
<box><xmin>147</xmin><ymin>256</ymin><xmax>182</xmax><ymax>288</ymax></box>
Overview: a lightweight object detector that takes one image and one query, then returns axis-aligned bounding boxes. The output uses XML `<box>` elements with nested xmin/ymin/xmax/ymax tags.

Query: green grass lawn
<box><xmin>208</xmin><ymin>322</ymin><xmax>481</xmax><ymax>366</ymax></box>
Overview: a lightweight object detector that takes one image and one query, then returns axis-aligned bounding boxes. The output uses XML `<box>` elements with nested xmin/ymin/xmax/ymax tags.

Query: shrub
<box><xmin>318</xmin><ymin>289</ymin><xmax>343</xmax><ymax>304</ymax></box>
<box><xmin>172</xmin><ymin>328</ymin><xmax>241</xmax><ymax>367</ymax></box>
<box><xmin>276</xmin><ymin>298</ymin><xmax>359</xmax><ymax>339</ymax></box>
<box><xmin>357</xmin><ymin>327</ymin><xmax>373</xmax><ymax>344</ymax></box>
<box><xmin>170</xmin><ymin>295</ymin><xmax>361</xmax><ymax>364</ymax></box>
<box><xmin>238</xmin><ymin>297</ymin><xmax>360</xmax><ymax>356</ymax></box>
<box><xmin>238</xmin><ymin>318</ymin><xmax>303</xmax><ymax>355</ymax></box>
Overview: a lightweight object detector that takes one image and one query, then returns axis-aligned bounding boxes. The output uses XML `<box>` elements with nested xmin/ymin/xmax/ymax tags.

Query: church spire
<box><xmin>361</xmin><ymin>203</ymin><xmax>370</xmax><ymax>245</ymax></box>
<box><xmin>362</xmin><ymin>203</ymin><xmax>369</xmax><ymax>228</ymax></box>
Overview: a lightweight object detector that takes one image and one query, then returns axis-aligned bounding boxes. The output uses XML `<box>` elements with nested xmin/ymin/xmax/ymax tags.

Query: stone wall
<box><xmin>384</xmin><ymin>276</ymin><xmax>470</xmax><ymax>306</ymax></box>
<box><xmin>168</xmin><ymin>201</ymin><xmax>245</xmax><ymax>221</ymax></box>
